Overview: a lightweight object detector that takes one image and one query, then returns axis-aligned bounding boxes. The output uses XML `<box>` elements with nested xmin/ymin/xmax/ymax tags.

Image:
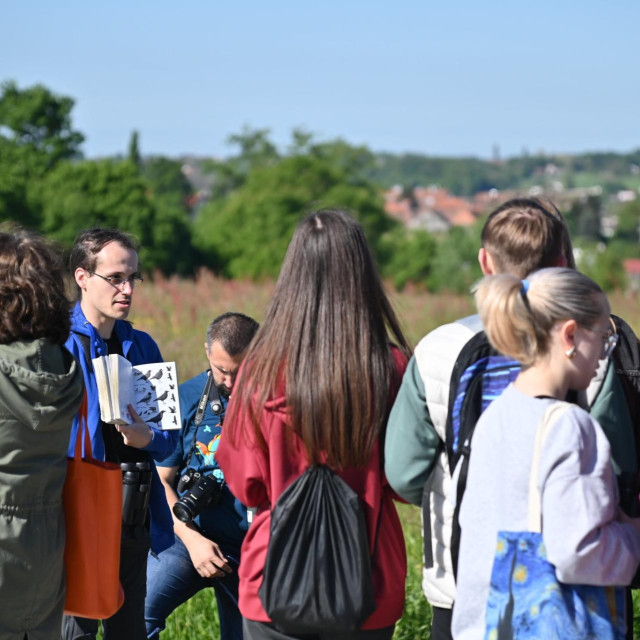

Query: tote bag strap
<box><xmin>74</xmin><ymin>392</ymin><xmax>94</xmax><ymax>462</ymax></box>
<box><xmin>527</xmin><ymin>401</ymin><xmax>573</xmax><ymax>533</ymax></box>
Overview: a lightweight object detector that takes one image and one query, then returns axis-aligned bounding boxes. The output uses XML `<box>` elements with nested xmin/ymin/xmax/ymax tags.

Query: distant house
<box><xmin>384</xmin><ymin>186</ymin><xmax>477</xmax><ymax>232</ymax></box>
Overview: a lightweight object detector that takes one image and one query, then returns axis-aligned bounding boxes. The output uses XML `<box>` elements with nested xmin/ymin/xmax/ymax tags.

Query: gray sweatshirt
<box><xmin>452</xmin><ymin>384</ymin><xmax>640</xmax><ymax>640</ymax></box>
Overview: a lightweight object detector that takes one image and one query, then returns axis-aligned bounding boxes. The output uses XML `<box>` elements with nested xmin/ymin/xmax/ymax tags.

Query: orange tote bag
<box><xmin>63</xmin><ymin>393</ymin><xmax>125</xmax><ymax>618</ymax></box>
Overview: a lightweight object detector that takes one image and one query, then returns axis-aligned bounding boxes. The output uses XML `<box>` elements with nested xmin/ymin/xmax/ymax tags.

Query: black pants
<box><xmin>61</xmin><ymin>535</ymin><xmax>151</xmax><ymax>640</ymax></box>
<box><xmin>242</xmin><ymin>619</ymin><xmax>394</xmax><ymax>640</ymax></box>
<box><xmin>430</xmin><ymin>606</ymin><xmax>453</xmax><ymax>640</ymax></box>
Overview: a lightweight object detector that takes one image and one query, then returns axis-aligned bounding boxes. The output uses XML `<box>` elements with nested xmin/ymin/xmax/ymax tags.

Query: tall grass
<box><xmin>124</xmin><ymin>271</ymin><xmax>640</xmax><ymax>639</ymax></box>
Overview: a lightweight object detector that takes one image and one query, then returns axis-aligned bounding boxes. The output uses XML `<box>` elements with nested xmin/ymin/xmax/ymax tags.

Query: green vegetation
<box><xmin>2</xmin><ymin>79</ymin><xmax>640</xmax><ymax>293</ymax></box>
<box><xmin>120</xmin><ymin>276</ymin><xmax>640</xmax><ymax>639</ymax></box>
<box><xmin>4</xmin><ymin>77</ymin><xmax>637</xmax><ymax>639</ymax></box>
<box><xmin>148</xmin><ymin>504</ymin><xmax>430</xmax><ymax>639</ymax></box>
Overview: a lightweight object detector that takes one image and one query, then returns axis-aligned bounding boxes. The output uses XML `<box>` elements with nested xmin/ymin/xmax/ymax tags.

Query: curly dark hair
<box><xmin>0</xmin><ymin>226</ymin><xmax>71</xmax><ymax>345</ymax></box>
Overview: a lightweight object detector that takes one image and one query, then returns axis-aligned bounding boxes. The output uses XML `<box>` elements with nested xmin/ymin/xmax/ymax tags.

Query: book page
<box><xmin>91</xmin><ymin>354</ymin><xmax>132</xmax><ymax>425</ymax></box>
<box><xmin>132</xmin><ymin>362</ymin><xmax>181</xmax><ymax>430</ymax></box>
<box><xmin>113</xmin><ymin>354</ymin><xmax>134</xmax><ymax>423</ymax></box>
<box><xmin>92</xmin><ymin>355</ymin><xmax>114</xmax><ymax>423</ymax></box>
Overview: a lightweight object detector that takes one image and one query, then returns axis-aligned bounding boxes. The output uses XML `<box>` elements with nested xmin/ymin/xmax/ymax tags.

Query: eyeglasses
<box><xmin>85</xmin><ymin>270</ymin><xmax>143</xmax><ymax>289</ymax></box>
<box><xmin>583</xmin><ymin>316</ymin><xmax>618</xmax><ymax>359</ymax></box>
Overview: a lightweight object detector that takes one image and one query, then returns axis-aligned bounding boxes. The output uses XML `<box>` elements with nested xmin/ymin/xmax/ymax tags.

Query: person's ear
<box><xmin>554</xmin><ymin>254</ymin><xmax>568</xmax><ymax>268</ymax></box>
<box><xmin>559</xmin><ymin>319</ymin><xmax>577</xmax><ymax>353</ymax></box>
<box><xmin>478</xmin><ymin>248</ymin><xmax>495</xmax><ymax>276</ymax></box>
<box><xmin>75</xmin><ymin>267</ymin><xmax>88</xmax><ymax>291</ymax></box>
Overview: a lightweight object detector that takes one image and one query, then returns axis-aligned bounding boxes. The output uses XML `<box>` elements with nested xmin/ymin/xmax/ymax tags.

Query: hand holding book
<box><xmin>114</xmin><ymin>405</ymin><xmax>154</xmax><ymax>448</ymax></box>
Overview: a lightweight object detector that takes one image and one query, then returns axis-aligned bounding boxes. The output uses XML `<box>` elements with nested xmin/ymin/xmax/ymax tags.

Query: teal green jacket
<box><xmin>590</xmin><ymin>361</ymin><xmax>637</xmax><ymax>477</ymax></box>
<box><xmin>0</xmin><ymin>339</ymin><xmax>84</xmax><ymax>636</ymax></box>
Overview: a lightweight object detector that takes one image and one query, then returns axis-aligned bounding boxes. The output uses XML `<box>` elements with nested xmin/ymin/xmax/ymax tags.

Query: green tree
<box><xmin>200</xmin><ymin>126</ymin><xmax>280</xmax><ymax>201</ymax></box>
<box><xmin>195</xmin><ymin>154</ymin><xmax>394</xmax><ymax>279</ymax></box>
<box><xmin>309</xmin><ymin>138</ymin><xmax>376</xmax><ymax>176</ymax></box>
<box><xmin>0</xmin><ymin>143</ymin><xmax>44</xmax><ymax>226</ymax></box>
<box><xmin>142</xmin><ymin>156</ymin><xmax>192</xmax><ymax>210</ymax></box>
<box><xmin>128</xmin><ymin>130</ymin><xmax>142</xmax><ymax>169</ymax></box>
<box><xmin>0</xmin><ymin>80</ymin><xmax>84</xmax><ymax>165</ymax></box>
<box><xmin>427</xmin><ymin>225</ymin><xmax>483</xmax><ymax>293</ymax></box>
<box><xmin>576</xmin><ymin>241</ymin><xmax>627</xmax><ymax>292</ymax></box>
<box><xmin>379</xmin><ymin>227</ymin><xmax>436</xmax><ymax>290</ymax></box>
<box><xmin>0</xmin><ymin>81</ymin><xmax>85</xmax><ymax>227</ymax></box>
<box><xmin>613</xmin><ymin>200</ymin><xmax>640</xmax><ymax>244</ymax></box>
<box><xmin>287</xmin><ymin>127</ymin><xmax>314</xmax><ymax>156</ymax></box>
<box><xmin>577</xmin><ymin>195</ymin><xmax>603</xmax><ymax>241</ymax></box>
<box><xmin>39</xmin><ymin>159</ymin><xmax>194</xmax><ymax>274</ymax></box>
<box><xmin>141</xmin><ymin>156</ymin><xmax>196</xmax><ymax>274</ymax></box>
<box><xmin>226</xmin><ymin>125</ymin><xmax>279</xmax><ymax>171</ymax></box>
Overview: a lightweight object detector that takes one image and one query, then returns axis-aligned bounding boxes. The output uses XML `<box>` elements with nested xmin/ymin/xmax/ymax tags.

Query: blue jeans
<box><xmin>145</xmin><ymin>534</ymin><xmax>243</xmax><ymax>640</ymax></box>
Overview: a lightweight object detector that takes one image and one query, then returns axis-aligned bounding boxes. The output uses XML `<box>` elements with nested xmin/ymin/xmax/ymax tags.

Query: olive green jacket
<box><xmin>0</xmin><ymin>339</ymin><xmax>84</xmax><ymax>637</ymax></box>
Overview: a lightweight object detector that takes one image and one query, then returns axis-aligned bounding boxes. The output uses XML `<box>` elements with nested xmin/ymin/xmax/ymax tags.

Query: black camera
<box><xmin>173</xmin><ymin>468</ymin><xmax>225</xmax><ymax>524</ymax></box>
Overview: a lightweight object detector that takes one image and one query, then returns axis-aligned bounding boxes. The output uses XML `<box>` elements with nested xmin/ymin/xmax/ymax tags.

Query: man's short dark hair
<box><xmin>69</xmin><ymin>227</ymin><xmax>139</xmax><ymax>274</ymax></box>
<box><xmin>206</xmin><ymin>312</ymin><xmax>259</xmax><ymax>356</ymax></box>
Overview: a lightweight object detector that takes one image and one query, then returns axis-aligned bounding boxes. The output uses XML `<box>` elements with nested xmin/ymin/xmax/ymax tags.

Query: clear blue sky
<box><xmin>3</xmin><ymin>0</ymin><xmax>638</xmax><ymax>160</ymax></box>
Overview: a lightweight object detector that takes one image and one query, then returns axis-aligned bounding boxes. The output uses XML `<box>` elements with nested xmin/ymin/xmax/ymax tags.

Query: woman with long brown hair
<box><xmin>217</xmin><ymin>209</ymin><xmax>411</xmax><ymax>640</ymax></box>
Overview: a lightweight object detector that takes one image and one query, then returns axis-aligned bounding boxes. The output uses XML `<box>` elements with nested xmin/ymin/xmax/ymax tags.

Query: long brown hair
<box><xmin>226</xmin><ymin>208</ymin><xmax>410</xmax><ymax>468</ymax></box>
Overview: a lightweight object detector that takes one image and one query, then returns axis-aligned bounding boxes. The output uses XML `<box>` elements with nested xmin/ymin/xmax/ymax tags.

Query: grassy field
<box><xmin>125</xmin><ymin>271</ymin><xmax>640</xmax><ymax>639</ymax></box>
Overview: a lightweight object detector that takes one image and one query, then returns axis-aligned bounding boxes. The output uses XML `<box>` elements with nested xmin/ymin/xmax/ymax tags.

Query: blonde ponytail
<box><xmin>474</xmin><ymin>267</ymin><xmax>606</xmax><ymax>366</ymax></box>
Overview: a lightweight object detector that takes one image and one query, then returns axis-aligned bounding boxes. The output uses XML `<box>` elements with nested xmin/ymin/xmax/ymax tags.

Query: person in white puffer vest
<box><xmin>384</xmin><ymin>197</ymin><xmax>638</xmax><ymax>640</ymax></box>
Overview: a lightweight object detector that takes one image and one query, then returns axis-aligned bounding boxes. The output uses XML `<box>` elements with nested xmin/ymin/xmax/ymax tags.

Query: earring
<box><xmin>565</xmin><ymin>346</ymin><xmax>576</xmax><ymax>359</ymax></box>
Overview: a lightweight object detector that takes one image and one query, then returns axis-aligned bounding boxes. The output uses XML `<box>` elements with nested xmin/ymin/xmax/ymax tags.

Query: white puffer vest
<box><xmin>413</xmin><ymin>314</ymin><xmax>607</xmax><ymax>609</ymax></box>
<box><xmin>413</xmin><ymin>315</ymin><xmax>482</xmax><ymax>609</ymax></box>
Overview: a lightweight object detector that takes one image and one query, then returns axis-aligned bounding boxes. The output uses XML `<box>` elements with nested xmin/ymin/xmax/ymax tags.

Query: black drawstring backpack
<box><xmin>258</xmin><ymin>464</ymin><xmax>378</xmax><ymax>633</ymax></box>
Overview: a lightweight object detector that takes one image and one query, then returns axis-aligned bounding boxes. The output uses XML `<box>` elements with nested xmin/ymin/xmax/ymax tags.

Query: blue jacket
<box><xmin>65</xmin><ymin>302</ymin><xmax>177</xmax><ymax>554</ymax></box>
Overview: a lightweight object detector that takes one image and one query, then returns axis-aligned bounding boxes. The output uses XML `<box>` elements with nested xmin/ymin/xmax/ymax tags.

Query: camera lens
<box><xmin>173</xmin><ymin>498</ymin><xmax>196</xmax><ymax>523</ymax></box>
<box><xmin>172</xmin><ymin>474</ymin><xmax>223</xmax><ymax>524</ymax></box>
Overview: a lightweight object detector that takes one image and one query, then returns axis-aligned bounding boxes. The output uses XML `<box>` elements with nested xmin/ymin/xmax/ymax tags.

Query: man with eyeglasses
<box><xmin>145</xmin><ymin>312</ymin><xmax>259</xmax><ymax>640</ymax></box>
<box><xmin>63</xmin><ymin>228</ymin><xmax>177</xmax><ymax>640</ymax></box>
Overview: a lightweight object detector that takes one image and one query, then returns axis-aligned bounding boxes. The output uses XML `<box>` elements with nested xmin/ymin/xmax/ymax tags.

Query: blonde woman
<box><xmin>452</xmin><ymin>268</ymin><xmax>640</xmax><ymax>639</ymax></box>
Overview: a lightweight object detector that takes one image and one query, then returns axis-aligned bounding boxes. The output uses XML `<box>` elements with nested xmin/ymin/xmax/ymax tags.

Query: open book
<box><xmin>92</xmin><ymin>355</ymin><xmax>181</xmax><ymax>430</ymax></box>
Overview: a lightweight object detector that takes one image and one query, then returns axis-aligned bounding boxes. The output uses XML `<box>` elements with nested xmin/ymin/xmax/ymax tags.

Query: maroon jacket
<box><xmin>217</xmin><ymin>348</ymin><xmax>408</xmax><ymax>629</ymax></box>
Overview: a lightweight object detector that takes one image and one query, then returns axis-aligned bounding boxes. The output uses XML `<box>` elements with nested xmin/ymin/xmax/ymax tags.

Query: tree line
<box><xmin>1</xmin><ymin>80</ymin><xmax>638</xmax><ymax>292</ymax></box>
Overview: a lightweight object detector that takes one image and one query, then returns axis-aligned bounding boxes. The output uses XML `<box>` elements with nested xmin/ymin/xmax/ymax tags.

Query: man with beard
<box><xmin>145</xmin><ymin>312</ymin><xmax>259</xmax><ymax>640</ymax></box>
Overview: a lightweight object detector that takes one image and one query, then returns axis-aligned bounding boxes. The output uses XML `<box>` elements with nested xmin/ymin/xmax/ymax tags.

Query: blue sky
<box><xmin>3</xmin><ymin>1</ymin><xmax>638</xmax><ymax>160</ymax></box>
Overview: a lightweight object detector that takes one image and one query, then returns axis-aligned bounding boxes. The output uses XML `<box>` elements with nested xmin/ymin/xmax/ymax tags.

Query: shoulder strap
<box><xmin>442</xmin><ymin>330</ymin><xmax>520</xmax><ymax>578</ymax></box>
<box><xmin>445</xmin><ymin>330</ymin><xmax>520</xmax><ymax>468</ymax></box>
<box><xmin>72</xmin><ymin>330</ymin><xmax>93</xmax><ymax>372</ymax></box>
<box><xmin>528</xmin><ymin>402</ymin><xmax>573</xmax><ymax>533</ymax></box>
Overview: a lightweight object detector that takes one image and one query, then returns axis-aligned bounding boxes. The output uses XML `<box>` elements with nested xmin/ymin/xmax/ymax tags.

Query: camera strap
<box><xmin>186</xmin><ymin>370</ymin><xmax>224</xmax><ymax>466</ymax></box>
<box><xmin>194</xmin><ymin>370</ymin><xmax>223</xmax><ymax>427</ymax></box>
